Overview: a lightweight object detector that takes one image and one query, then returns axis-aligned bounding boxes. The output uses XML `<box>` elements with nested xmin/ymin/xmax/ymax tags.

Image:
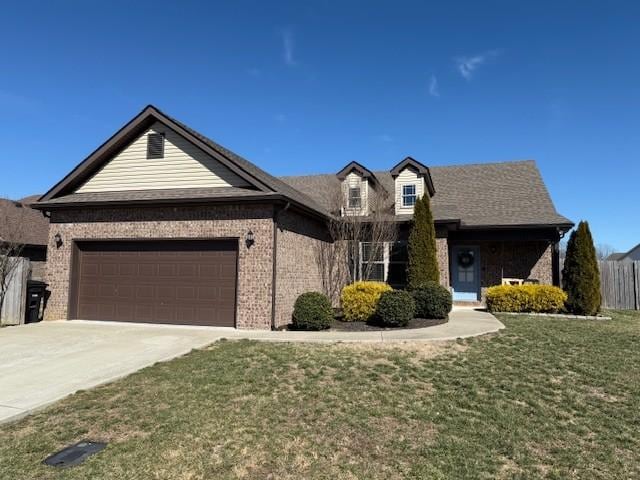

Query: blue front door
<box><xmin>451</xmin><ymin>246</ymin><xmax>480</xmax><ymax>301</ymax></box>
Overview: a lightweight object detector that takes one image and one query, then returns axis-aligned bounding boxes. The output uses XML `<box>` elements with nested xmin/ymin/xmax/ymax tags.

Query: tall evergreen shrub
<box><xmin>562</xmin><ymin>221</ymin><xmax>601</xmax><ymax>315</ymax></box>
<box><xmin>408</xmin><ymin>194</ymin><xmax>439</xmax><ymax>288</ymax></box>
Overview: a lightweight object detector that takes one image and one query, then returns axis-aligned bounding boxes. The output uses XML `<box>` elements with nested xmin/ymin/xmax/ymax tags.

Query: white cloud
<box><xmin>454</xmin><ymin>49</ymin><xmax>502</xmax><ymax>80</ymax></box>
<box><xmin>282</xmin><ymin>28</ymin><xmax>296</xmax><ymax>66</ymax></box>
<box><xmin>378</xmin><ymin>134</ymin><xmax>393</xmax><ymax>143</ymax></box>
<box><xmin>429</xmin><ymin>74</ymin><xmax>440</xmax><ymax>97</ymax></box>
<box><xmin>274</xmin><ymin>113</ymin><xmax>286</xmax><ymax>122</ymax></box>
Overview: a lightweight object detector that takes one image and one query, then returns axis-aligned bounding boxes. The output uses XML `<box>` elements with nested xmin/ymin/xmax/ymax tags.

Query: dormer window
<box><xmin>402</xmin><ymin>184</ymin><xmax>417</xmax><ymax>207</ymax></box>
<box><xmin>348</xmin><ymin>187</ymin><xmax>362</xmax><ymax>209</ymax></box>
<box><xmin>147</xmin><ymin>133</ymin><xmax>165</xmax><ymax>159</ymax></box>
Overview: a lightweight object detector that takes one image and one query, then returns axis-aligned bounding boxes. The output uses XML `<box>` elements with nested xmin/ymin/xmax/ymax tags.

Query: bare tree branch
<box><xmin>595</xmin><ymin>243</ymin><xmax>615</xmax><ymax>261</ymax></box>
<box><xmin>314</xmin><ymin>182</ymin><xmax>397</xmax><ymax>303</ymax></box>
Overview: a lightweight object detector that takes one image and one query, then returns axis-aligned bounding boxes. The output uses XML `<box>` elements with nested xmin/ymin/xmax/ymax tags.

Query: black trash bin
<box><xmin>25</xmin><ymin>280</ymin><xmax>48</xmax><ymax>324</ymax></box>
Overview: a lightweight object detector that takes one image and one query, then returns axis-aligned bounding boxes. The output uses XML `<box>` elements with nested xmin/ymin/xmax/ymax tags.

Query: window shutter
<box><xmin>147</xmin><ymin>133</ymin><xmax>165</xmax><ymax>159</ymax></box>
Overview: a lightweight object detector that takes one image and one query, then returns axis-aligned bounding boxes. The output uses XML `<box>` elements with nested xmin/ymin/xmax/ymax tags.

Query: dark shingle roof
<box><xmin>0</xmin><ymin>195</ymin><xmax>49</xmax><ymax>246</ymax></box>
<box><xmin>607</xmin><ymin>243</ymin><xmax>640</xmax><ymax>261</ymax></box>
<box><xmin>32</xmin><ymin>105</ymin><xmax>570</xmax><ymax>229</ymax></box>
<box><xmin>280</xmin><ymin>160</ymin><xmax>572</xmax><ymax>228</ymax></box>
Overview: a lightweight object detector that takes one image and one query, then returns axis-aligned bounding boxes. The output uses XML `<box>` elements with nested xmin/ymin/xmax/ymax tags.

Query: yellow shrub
<box><xmin>486</xmin><ymin>285</ymin><xmax>567</xmax><ymax>313</ymax></box>
<box><xmin>341</xmin><ymin>281</ymin><xmax>392</xmax><ymax>322</ymax></box>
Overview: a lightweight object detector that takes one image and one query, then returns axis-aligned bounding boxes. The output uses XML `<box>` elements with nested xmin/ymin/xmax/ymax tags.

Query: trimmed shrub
<box><xmin>341</xmin><ymin>281</ymin><xmax>392</xmax><ymax>322</ymax></box>
<box><xmin>562</xmin><ymin>221</ymin><xmax>601</xmax><ymax>315</ymax></box>
<box><xmin>408</xmin><ymin>194</ymin><xmax>440</xmax><ymax>288</ymax></box>
<box><xmin>292</xmin><ymin>292</ymin><xmax>333</xmax><ymax>330</ymax></box>
<box><xmin>486</xmin><ymin>285</ymin><xmax>567</xmax><ymax>313</ymax></box>
<box><xmin>411</xmin><ymin>281</ymin><xmax>452</xmax><ymax>319</ymax></box>
<box><xmin>375</xmin><ymin>290</ymin><xmax>415</xmax><ymax>327</ymax></box>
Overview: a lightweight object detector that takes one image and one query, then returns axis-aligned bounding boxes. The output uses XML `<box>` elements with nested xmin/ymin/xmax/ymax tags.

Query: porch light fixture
<box><xmin>245</xmin><ymin>230</ymin><xmax>255</xmax><ymax>248</ymax></box>
<box><xmin>53</xmin><ymin>233</ymin><xmax>63</xmax><ymax>248</ymax></box>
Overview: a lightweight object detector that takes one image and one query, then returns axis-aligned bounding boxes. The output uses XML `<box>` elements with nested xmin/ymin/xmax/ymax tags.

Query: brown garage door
<box><xmin>71</xmin><ymin>240</ymin><xmax>238</xmax><ymax>327</ymax></box>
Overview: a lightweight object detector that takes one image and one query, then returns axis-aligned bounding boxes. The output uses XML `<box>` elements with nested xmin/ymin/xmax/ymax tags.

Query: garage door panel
<box><xmin>197</xmin><ymin>286</ymin><xmax>218</xmax><ymax>301</ymax></box>
<box><xmin>155</xmin><ymin>306</ymin><xmax>176</xmax><ymax>322</ymax></box>
<box><xmin>117</xmin><ymin>285</ymin><xmax>135</xmax><ymax>299</ymax></box>
<box><xmin>135</xmin><ymin>304</ymin><xmax>154</xmax><ymax>322</ymax></box>
<box><xmin>138</xmin><ymin>264</ymin><xmax>156</xmax><ymax>277</ymax></box>
<box><xmin>78</xmin><ymin>284</ymin><xmax>98</xmax><ymax>298</ymax></box>
<box><xmin>81</xmin><ymin>263</ymin><xmax>99</xmax><ymax>276</ymax></box>
<box><xmin>157</xmin><ymin>264</ymin><xmax>176</xmax><ymax>276</ymax></box>
<box><xmin>177</xmin><ymin>263</ymin><xmax>198</xmax><ymax>276</ymax></box>
<box><xmin>157</xmin><ymin>285</ymin><xmax>176</xmax><ymax>300</ymax></box>
<box><xmin>78</xmin><ymin>304</ymin><xmax>98</xmax><ymax>318</ymax></box>
<box><xmin>73</xmin><ymin>240</ymin><xmax>238</xmax><ymax>326</ymax></box>
<box><xmin>176</xmin><ymin>306</ymin><xmax>196</xmax><ymax>322</ymax></box>
<box><xmin>176</xmin><ymin>286</ymin><xmax>197</xmax><ymax>300</ymax></box>
<box><xmin>119</xmin><ymin>263</ymin><xmax>136</xmax><ymax>276</ymax></box>
<box><xmin>219</xmin><ymin>286</ymin><xmax>236</xmax><ymax>299</ymax></box>
<box><xmin>199</xmin><ymin>264</ymin><xmax>220</xmax><ymax>277</ymax></box>
<box><xmin>220</xmin><ymin>263</ymin><xmax>236</xmax><ymax>278</ymax></box>
<box><xmin>98</xmin><ymin>284</ymin><xmax>117</xmax><ymax>298</ymax></box>
<box><xmin>116</xmin><ymin>304</ymin><xmax>135</xmax><ymax>319</ymax></box>
<box><xmin>97</xmin><ymin>303</ymin><xmax>116</xmax><ymax>319</ymax></box>
<box><xmin>136</xmin><ymin>285</ymin><xmax>155</xmax><ymax>300</ymax></box>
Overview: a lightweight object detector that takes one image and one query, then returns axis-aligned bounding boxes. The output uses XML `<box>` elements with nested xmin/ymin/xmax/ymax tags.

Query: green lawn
<box><xmin>1</xmin><ymin>311</ymin><xmax>640</xmax><ymax>479</ymax></box>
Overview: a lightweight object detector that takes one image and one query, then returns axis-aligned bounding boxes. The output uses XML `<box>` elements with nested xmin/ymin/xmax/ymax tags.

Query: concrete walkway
<box><xmin>229</xmin><ymin>306</ymin><xmax>504</xmax><ymax>343</ymax></box>
<box><xmin>0</xmin><ymin>307</ymin><xmax>502</xmax><ymax>424</ymax></box>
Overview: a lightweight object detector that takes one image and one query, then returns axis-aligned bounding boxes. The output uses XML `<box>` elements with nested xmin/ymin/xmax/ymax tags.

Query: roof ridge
<box><xmin>278</xmin><ymin>160</ymin><xmax>538</xmax><ymax>179</ymax></box>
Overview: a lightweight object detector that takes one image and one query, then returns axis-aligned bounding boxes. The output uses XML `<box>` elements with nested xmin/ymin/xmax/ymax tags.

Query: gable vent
<box><xmin>147</xmin><ymin>133</ymin><xmax>165</xmax><ymax>159</ymax></box>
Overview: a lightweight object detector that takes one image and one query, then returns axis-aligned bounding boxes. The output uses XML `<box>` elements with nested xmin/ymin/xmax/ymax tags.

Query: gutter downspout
<box><xmin>271</xmin><ymin>201</ymin><xmax>291</xmax><ymax>330</ymax></box>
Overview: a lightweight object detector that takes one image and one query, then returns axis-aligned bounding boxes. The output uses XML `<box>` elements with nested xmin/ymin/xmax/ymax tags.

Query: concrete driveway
<box><xmin>0</xmin><ymin>321</ymin><xmax>227</xmax><ymax>424</ymax></box>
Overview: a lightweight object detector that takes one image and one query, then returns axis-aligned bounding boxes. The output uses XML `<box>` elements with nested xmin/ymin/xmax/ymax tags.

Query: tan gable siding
<box><xmin>76</xmin><ymin>122</ymin><xmax>250</xmax><ymax>193</ymax></box>
<box><xmin>394</xmin><ymin>167</ymin><xmax>424</xmax><ymax>215</ymax></box>
<box><xmin>342</xmin><ymin>171</ymin><xmax>368</xmax><ymax>215</ymax></box>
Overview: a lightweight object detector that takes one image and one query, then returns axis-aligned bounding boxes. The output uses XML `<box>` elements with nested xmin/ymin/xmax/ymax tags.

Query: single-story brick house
<box><xmin>0</xmin><ymin>195</ymin><xmax>49</xmax><ymax>280</ymax></box>
<box><xmin>33</xmin><ymin>105</ymin><xmax>572</xmax><ymax>329</ymax></box>
<box><xmin>606</xmin><ymin>244</ymin><xmax>640</xmax><ymax>262</ymax></box>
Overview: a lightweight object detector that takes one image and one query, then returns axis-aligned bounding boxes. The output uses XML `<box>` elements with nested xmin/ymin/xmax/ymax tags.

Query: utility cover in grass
<box><xmin>43</xmin><ymin>440</ymin><xmax>107</xmax><ymax>468</ymax></box>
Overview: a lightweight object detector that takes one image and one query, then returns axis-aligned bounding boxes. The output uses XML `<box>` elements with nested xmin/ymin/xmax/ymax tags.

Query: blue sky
<box><xmin>1</xmin><ymin>1</ymin><xmax>638</xmax><ymax>251</ymax></box>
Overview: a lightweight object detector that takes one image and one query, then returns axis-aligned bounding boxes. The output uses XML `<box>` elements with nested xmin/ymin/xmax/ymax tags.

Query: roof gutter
<box><xmin>456</xmin><ymin>222</ymin><xmax>575</xmax><ymax>232</ymax></box>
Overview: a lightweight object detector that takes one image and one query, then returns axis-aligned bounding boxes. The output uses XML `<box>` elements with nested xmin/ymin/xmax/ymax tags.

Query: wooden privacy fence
<box><xmin>598</xmin><ymin>261</ymin><xmax>640</xmax><ymax>310</ymax></box>
<box><xmin>0</xmin><ymin>257</ymin><xmax>31</xmax><ymax>325</ymax></box>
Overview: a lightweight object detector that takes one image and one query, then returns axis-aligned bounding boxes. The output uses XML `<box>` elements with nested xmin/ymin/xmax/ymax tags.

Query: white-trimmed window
<box><xmin>348</xmin><ymin>187</ymin><xmax>362</xmax><ymax>209</ymax></box>
<box><xmin>402</xmin><ymin>184</ymin><xmax>417</xmax><ymax>207</ymax></box>
<box><xmin>358</xmin><ymin>241</ymin><xmax>408</xmax><ymax>287</ymax></box>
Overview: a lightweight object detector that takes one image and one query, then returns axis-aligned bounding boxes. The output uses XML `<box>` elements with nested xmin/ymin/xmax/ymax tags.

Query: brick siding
<box><xmin>274</xmin><ymin>209</ymin><xmax>332</xmax><ymax>328</ymax></box>
<box><xmin>44</xmin><ymin>204</ymin><xmax>275</xmax><ymax>329</ymax></box>
<box><xmin>436</xmin><ymin>237</ymin><xmax>450</xmax><ymax>288</ymax></box>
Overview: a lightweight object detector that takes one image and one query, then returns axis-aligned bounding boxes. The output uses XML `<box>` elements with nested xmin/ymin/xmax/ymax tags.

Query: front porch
<box><xmin>355</xmin><ymin>226</ymin><xmax>561</xmax><ymax>302</ymax></box>
<box><xmin>447</xmin><ymin>227</ymin><xmax>561</xmax><ymax>302</ymax></box>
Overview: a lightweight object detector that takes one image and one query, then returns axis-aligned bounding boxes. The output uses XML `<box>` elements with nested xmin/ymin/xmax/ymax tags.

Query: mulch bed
<box><xmin>328</xmin><ymin>317</ymin><xmax>448</xmax><ymax>332</ymax></box>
